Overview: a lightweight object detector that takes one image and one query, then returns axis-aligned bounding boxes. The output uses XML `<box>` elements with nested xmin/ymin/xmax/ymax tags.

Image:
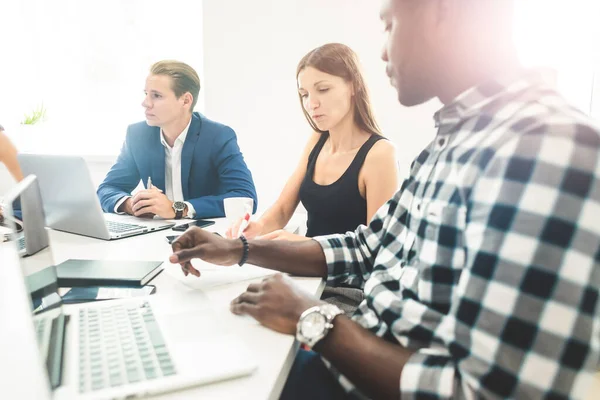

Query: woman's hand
<box><xmin>226</xmin><ymin>218</ymin><xmax>264</xmax><ymax>239</ymax></box>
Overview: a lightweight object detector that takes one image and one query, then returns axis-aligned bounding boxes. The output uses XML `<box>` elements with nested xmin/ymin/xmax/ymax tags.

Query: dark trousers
<box><xmin>279</xmin><ymin>349</ymin><xmax>349</xmax><ymax>400</ymax></box>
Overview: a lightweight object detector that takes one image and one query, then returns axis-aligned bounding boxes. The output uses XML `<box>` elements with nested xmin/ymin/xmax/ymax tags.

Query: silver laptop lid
<box><xmin>18</xmin><ymin>154</ymin><xmax>113</xmax><ymax>239</ymax></box>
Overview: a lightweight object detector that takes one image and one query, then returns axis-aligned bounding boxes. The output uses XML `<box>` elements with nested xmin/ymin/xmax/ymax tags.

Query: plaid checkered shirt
<box><xmin>314</xmin><ymin>69</ymin><xmax>600</xmax><ymax>399</ymax></box>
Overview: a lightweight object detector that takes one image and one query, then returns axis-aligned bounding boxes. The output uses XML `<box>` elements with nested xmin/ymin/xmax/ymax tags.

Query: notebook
<box><xmin>55</xmin><ymin>259</ymin><xmax>163</xmax><ymax>287</ymax></box>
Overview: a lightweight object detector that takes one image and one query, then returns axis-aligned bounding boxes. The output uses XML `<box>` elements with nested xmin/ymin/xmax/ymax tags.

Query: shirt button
<box><xmin>400</xmin><ymin>261</ymin><xmax>407</xmax><ymax>267</ymax></box>
<box><xmin>438</xmin><ymin>138</ymin><xmax>446</xmax><ymax>146</ymax></box>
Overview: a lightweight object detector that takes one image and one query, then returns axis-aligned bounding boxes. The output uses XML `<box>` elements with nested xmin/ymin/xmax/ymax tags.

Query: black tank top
<box><xmin>299</xmin><ymin>133</ymin><xmax>385</xmax><ymax>237</ymax></box>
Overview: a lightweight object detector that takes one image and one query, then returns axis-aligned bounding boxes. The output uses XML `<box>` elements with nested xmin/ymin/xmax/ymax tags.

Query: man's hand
<box><xmin>117</xmin><ymin>197</ymin><xmax>155</xmax><ymax>218</ymax></box>
<box><xmin>169</xmin><ymin>227</ymin><xmax>244</xmax><ymax>277</ymax></box>
<box><xmin>259</xmin><ymin>229</ymin><xmax>310</xmax><ymax>241</ymax></box>
<box><xmin>131</xmin><ymin>188</ymin><xmax>175</xmax><ymax>219</ymax></box>
<box><xmin>230</xmin><ymin>273</ymin><xmax>323</xmax><ymax>334</ymax></box>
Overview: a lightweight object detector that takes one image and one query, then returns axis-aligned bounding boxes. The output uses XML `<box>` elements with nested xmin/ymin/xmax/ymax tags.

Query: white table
<box><xmin>42</xmin><ymin>217</ymin><xmax>324</xmax><ymax>400</ymax></box>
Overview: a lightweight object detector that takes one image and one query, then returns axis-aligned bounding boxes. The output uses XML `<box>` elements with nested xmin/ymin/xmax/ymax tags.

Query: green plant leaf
<box><xmin>21</xmin><ymin>104</ymin><xmax>47</xmax><ymax>125</ymax></box>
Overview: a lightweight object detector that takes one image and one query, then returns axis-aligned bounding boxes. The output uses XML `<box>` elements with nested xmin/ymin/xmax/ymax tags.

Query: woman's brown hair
<box><xmin>296</xmin><ymin>43</ymin><xmax>382</xmax><ymax>136</ymax></box>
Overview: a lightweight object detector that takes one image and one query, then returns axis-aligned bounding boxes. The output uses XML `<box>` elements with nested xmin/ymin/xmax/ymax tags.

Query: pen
<box><xmin>236</xmin><ymin>213</ymin><xmax>251</xmax><ymax>238</ymax></box>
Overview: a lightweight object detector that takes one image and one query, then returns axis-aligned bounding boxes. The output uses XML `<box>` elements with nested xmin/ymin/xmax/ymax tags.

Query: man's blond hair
<box><xmin>150</xmin><ymin>60</ymin><xmax>200</xmax><ymax>110</ymax></box>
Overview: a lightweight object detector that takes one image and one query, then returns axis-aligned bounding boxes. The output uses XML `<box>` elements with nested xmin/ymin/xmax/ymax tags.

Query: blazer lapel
<box><xmin>181</xmin><ymin>113</ymin><xmax>202</xmax><ymax>199</ymax></box>
<box><xmin>150</xmin><ymin>127</ymin><xmax>166</xmax><ymax>192</ymax></box>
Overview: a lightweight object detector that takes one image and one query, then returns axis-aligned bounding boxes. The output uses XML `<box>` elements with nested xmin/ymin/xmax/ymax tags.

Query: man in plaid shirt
<box><xmin>170</xmin><ymin>0</ymin><xmax>600</xmax><ymax>398</ymax></box>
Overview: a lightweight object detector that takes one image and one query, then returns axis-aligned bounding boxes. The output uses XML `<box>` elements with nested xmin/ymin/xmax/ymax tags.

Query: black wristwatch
<box><xmin>172</xmin><ymin>201</ymin><xmax>186</xmax><ymax>219</ymax></box>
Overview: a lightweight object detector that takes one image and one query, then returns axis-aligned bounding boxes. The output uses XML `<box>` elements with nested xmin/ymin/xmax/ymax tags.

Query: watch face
<box><xmin>300</xmin><ymin>312</ymin><xmax>327</xmax><ymax>338</ymax></box>
<box><xmin>173</xmin><ymin>201</ymin><xmax>185</xmax><ymax>211</ymax></box>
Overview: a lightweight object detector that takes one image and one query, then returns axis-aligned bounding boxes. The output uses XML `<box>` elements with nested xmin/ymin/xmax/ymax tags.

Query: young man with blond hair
<box><xmin>98</xmin><ymin>60</ymin><xmax>257</xmax><ymax>219</ymax></box>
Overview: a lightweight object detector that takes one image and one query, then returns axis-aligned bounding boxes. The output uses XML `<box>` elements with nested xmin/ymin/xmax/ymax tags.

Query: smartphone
<box><xmin>165</xmin><ymin>235</ymin><xmax>180</xmax><ymax>244</ymax></box>
<box><xmin>61</xmin><ymin>286</ymin><xmax>156</xmax><ymax>303</ymax></box>
<box><xmin>172</xmin><ymin>219</ymin><xmax>216</xmax><ymax>231</ymax></box>
<box><xmin>167</xmin><ymin>233</ymin><xmax>221</xmax><ymax>244</ymax></box>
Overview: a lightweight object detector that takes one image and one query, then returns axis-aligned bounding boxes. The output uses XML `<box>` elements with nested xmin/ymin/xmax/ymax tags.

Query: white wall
<box><xmin>514</xmin><ymin>0</ymin><xmax>599</xmax><ymax>114</ymax></box>
<box><xmin>4</xmin><ymin>0</ymin><xmax>597</xmax><ymax>212</ymax></box>
<box><xmin>201</xmin><ymin>0</ymin><xmax>440</xmax><ymax>210</ymax></box>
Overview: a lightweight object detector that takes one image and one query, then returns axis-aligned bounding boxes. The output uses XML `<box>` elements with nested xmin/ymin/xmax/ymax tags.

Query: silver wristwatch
<box><xmin>296</xmin><ymin>304</ymin><xmax>344</xmax><ymax>348</ymax></box>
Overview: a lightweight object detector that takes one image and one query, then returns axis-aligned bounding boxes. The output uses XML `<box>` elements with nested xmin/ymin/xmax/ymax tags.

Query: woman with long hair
<box><xmin>228</xmin><ymin>43</ymin><xmax>398</xmax><ymax>243</ymax></box>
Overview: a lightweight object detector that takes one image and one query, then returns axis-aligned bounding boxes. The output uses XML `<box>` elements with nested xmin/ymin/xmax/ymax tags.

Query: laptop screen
<box><xmin>3</xmin><ymin>175</ymin><xmax>65</xmax><ymax>388</ymax></box>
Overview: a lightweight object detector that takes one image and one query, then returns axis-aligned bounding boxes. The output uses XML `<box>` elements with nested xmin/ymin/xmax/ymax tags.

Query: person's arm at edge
<box><xmin>0</xmin><ymin>129</ymin><xmax>24</xmax><ymax>181</ymax></box>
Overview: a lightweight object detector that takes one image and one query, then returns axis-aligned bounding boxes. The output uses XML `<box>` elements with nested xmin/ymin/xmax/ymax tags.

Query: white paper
<box><xmin>165</xmin><ymin>259</ymin><xmax>276</xmax><ymax>289</ymax></box>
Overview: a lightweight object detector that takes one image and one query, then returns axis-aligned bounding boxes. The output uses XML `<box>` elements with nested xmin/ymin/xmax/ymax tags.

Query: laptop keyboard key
<box><xmin>110</xmin><ymin>373</ymin><xmax>123</xmax><ymax>387</ymax></box>
<box><xmin>91</xmin><ymin>379</ymin><xmax>105</xmax><ymax>391</ymax></box>
<box><xmin>144</xmin><ymin>367</ymin><xmax>158</xmax><ymax>380</ymax></box>
<box><xmin>127</xmin><ymin>370</ymin><xmax>142</xmax><ymax>383</ymax></box>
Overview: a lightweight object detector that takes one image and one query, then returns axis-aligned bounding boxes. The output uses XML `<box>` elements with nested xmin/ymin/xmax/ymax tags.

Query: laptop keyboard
<box><xmin>105</xmin><ymin>220</ymin><xmax>146</xmax><ymax>234</ymax></box>
<box><xmin>78</xmin><ymin>301</ymin><xmax>177</xmax><ymax>393</ymax></box>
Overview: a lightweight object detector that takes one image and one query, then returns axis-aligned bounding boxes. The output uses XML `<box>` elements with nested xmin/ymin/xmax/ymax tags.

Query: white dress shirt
<box><xmin>115</xmin><ymin>117</ymin><xmax>196</xmax><ymax>218</ymax></box>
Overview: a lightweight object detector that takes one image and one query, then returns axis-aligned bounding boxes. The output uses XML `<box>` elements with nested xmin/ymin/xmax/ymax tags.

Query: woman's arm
<box><xmin>360</xmin><ymin>139</ymin><xmax>399</xmax><ymax>222</ymax></box>
<box><xmin>0</xmin><ymin>129</ymin><xmax>24</xmax><ymax>182</ymax></box>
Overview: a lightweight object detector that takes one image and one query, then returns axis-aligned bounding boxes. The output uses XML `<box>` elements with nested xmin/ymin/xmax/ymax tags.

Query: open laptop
<box><xmin>18</xmin><ymin>154</ymin><xmax>175</xmax><ymax>240</ymax></box>
<box><xmin>4</xmin><ymin>175</ymin><xmax>50</xmax><ymax>256</ymax></box>
<box><xmin>0</xmin><ymin>179</ymin><xmax>257</xmax><ymax>399</ymax></box>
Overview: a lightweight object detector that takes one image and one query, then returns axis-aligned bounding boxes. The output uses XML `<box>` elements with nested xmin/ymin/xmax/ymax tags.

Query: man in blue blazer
<box><xmin>97</xmin><ymin>60</ymin><xmax>257</xmax><ymax>220</ymax></box>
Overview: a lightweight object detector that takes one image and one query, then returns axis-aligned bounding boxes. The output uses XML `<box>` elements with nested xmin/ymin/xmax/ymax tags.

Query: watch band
<box><xmin>175</xmin><ymin>209</ymin><xmax>183</xmax><ymax>219</ymax></box>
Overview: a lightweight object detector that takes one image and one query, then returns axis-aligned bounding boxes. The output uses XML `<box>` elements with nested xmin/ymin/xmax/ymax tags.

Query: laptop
<box><xmin>0</xmin><ymin>180</ymin><xmax>257</xmax><ymax>399</ymax></box>
<box><xmin>18</xmin><ymin>154</ymin><xmax>175</xmax><ymax>240</ymax></box>
<box><xmin>4</xmin><ymin>175</ymin><xmax>50</xmax><ymax>256</ymax></box>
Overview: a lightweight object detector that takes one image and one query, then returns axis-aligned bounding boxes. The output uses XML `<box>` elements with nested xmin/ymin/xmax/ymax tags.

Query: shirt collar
<box><xmin>160</xmin><ymin>116</ymin><xmax>192</xmax><ymax>149</ymax></box>
<box><xmin>433</xmin><ymin>68</ymin><xmax>556</xmax><ymax>128</ymax></box>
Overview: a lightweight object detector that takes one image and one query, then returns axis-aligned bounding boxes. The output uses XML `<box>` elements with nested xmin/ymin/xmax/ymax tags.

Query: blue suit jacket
<box><xmin>97</xmin><ymin>112</ymin><xmax>257</xmax><ymax>218</ymax></box>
